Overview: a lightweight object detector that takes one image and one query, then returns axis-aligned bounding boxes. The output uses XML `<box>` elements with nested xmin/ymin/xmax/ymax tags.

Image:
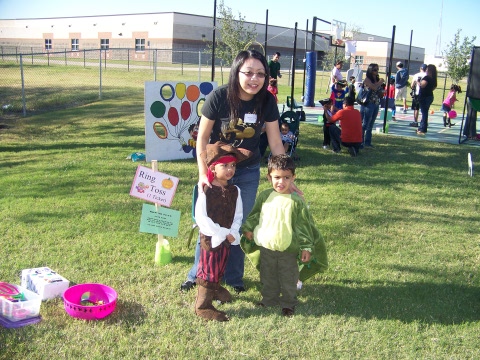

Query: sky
<box><xmin>0</xmin><ymin>0</ymin><xmax>478</xmax><ymax>56</ymax></box>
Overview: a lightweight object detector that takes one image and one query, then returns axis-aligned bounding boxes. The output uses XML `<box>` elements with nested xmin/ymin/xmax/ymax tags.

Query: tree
<box><xmin>205</xmin><ymin>1</ymin><xmax>258</xmax><ymax>66</ymax></box>
<box><xmin>443</xmin><ymin>29</ymin><xmax>477</xmax><ymax>84</ymax></box>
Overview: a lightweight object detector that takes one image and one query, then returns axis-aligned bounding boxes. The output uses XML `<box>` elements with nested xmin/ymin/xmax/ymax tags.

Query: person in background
<box><xmin>330</xmin><ymin>79</ymin><xmax>348</xmax><ymax>112</ymax></box>
<box><xmin>346</xmin><ymin>76</ymin><xmax>356</xmax><ymax>103</ymax></box>
<box><xmin>331</xmin><ymin>59</ymin><xmax>344</xmax><ymax>85</ymax></box>
<box><xmin>441</xmin><ymin>84</ymin><xmax>462</xmax><ymax>127</ymax></box>
<box><xmin>180</xmin><ymin>50</ymin><xmax>301</xmax><ymax>294</ymax></box>
<box><xmin>409</xmin><ymin>64</ymin><xmax>427</xmax><ymax>127</ymax></box>
<box><xmin>319</xmin><ymin>98</ymin><xmax>334</xmax><ymax>150</ymax></box>
<box><xmin>360</xmin><ymin>63</ymin><xmax>385</xmax><ymax>148</ymax></box>
<box><xmin>268</xmin><ymin>52</ymin><xmax>282</xmax><ymax>80</ymax></box>
<box><xmin>416</xmin><ymin>64</ymin><xmax>437</xmax><ymax>135</ymax></box>
<box><xmin>267</xmin><ymin>77</ymin><xmax>278</xmax><ymax>103</ymax></box>
<box><xmin>280</xmin><ymin>122</ymin><xmax>294</xmax><ymax>152</ymax></box>
<box><xmin>395</xmin><ymin>61</ymin><xmax>409</xmax><ymax>113</ymax></box>
<box><xmin>325</xmin><ymin>97</ymin><xmax>363</xmax><ymax>156</ymax></box>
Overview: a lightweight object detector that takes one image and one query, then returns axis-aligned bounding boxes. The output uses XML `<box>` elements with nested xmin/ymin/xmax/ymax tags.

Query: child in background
<box><xmin>441</xmin><ymin>84</ymin><xmax>462</xmax><ymax>127</ymax></box>
<box><xmin>280</xmin><ymin>122</ymin><xmax>294</xmax><ymax>152</ymax></box>
<box><xmin>381</xmin><ymin>77</ymin><xmax>396</xmax><ymax>120</ymax></box>
<box><xmin>242</xmin><ymin>154</ymin><xmax>328</xmax><ymax>317</ymax></box>
<box><xmin>267</xmin><ymin>78</ymin><xmax>278</xmax><ymax>103</ymax></box>
<box><xmin>194</xmin><ymin>141</ymin><xmax>251</xmax><ymax>322</ymax></box>
<box><xmin>346</xmin><ymin>76</ymin><xmax>356</xmax><ymax>103</ymax></box>
<box><xmin>319</xmin><ymin>98</ymin><xmax>334</xmax><ymax>149</ymax></box>
<box><xmin>330</xmin><ymin>79</ymin><xmax>348</xmax><ymax>112</ymax></box>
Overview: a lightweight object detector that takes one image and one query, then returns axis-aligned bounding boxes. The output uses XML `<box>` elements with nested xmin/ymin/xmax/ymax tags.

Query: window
<box><xmin>71</xmin><ymin>39</ymin><xmax>79</xmax><ymax>51</ymax></box>
<box><xmin>135</xmin><ymin>38</ymin><xmax>145</xmax><ymax>52</ymax></box>
<box><xmin>45</xmin><ymin>39</ymin><xmax>52</xmax><ymax>50</ymax></box>
<box><xmin>354</xmin><ymin>55</ymin><xmax>364</xmax><ymax>65</ymax></box>
<box><xmin>100</xmin><ymin>38</ymin><xmax>109</xmax><ymax>49</ymax></box>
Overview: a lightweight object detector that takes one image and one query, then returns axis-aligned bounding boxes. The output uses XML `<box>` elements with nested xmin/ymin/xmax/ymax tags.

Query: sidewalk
<box><xmin>286</xmin><ymin>103</ymin><xmax>480</xmax><ymax>148</ymax></box>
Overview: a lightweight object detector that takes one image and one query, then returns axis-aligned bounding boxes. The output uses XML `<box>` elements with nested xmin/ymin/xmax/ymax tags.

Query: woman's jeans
<box><xmin>419</xmin><ymin>95</ymin><xmax>434</xmax><ymax>133</ymax></box>
<box><xmin>361</xmin><ymin>102</ymin><xmax>379</xmax><ymax>146</ymax></box>
<box><xmin>186</xmin><ymin>163</ymin><xmax>261</xmax><ymax>287</ymax></box>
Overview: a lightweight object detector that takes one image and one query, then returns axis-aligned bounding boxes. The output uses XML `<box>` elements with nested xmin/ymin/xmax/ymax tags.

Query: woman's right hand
<box><xmin>198</xmin><ymin>173</ymin><xmax>211</xmax><ymax>193</ymax></box>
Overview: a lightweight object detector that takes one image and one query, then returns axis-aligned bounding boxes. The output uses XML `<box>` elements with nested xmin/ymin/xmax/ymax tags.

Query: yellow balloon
<box><xmin>175</xmin><ymin>83</ymin><xmax>186</xmax><ymax>99</ymax></box>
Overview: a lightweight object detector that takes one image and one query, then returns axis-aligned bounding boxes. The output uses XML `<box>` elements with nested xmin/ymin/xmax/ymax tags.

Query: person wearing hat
<box><xmin>194</xmin><ymin>141</ymin><xmax>252</xmax><ymax>321</ymax></box>
<box><xmin>319</xmin><ymin>98</ymin><xmax>334</xmax><ymax>149</ymax></box>
<box><xmin>409</xmin><ymin>64</ymin><xmax>427</xmax><ymax>127</ymax></box>
<box><xmin>395</xmin><ymin>61</ymin><xmax>409</xmax><ymax>114</ymax></box>
<box><xmin>180</xmin><ymin>50</ymin><xmax>302</xmax><ymax>295</ymax></box>
<box><xmin>330</xmin><ymin>60</ymin><xmax>344</xmax><ymax>86</ymax></box>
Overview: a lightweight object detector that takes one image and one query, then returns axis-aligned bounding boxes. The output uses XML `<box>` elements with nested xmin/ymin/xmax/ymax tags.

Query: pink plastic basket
<box><xmin>63</xmin><ymin>283</ymin><xmax>117</xmax><ymax>320</ymax></box>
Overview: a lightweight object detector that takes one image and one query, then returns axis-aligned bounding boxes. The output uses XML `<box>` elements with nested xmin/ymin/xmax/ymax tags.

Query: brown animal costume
<box><xmin>194</xmin><ymin>142</ymin><xmax>251</xmax><ymax>321</ymax></box>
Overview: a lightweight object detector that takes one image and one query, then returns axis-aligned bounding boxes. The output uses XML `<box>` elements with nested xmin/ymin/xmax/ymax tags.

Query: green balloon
<box><xmin>150</xmin><ymin>101</ymin><xmax>166</xmax><ymax>118</ymax></box>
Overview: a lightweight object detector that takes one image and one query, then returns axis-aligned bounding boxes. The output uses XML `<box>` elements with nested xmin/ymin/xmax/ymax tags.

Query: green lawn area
<box><xmin>0</xmin><ymin>89</ymin><xmax>479</xmax><ymax>359</ymax></box>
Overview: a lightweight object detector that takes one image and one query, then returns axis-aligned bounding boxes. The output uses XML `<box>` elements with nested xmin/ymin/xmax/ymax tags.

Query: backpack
<box><xmin>356</xmin><ymin>84</ymin><xmax>370</xmax><ymax>105</ymax></box>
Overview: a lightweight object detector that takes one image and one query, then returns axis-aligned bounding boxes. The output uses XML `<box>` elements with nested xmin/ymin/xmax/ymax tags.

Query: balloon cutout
<box><xmin>153</xmin><ymin>122</ymin><xmax>167</xmax><ymax>139</ymax></box>
<box><xmin>199</xmin><ymin>82</ymin><xmax>214</xmax><ymax>95</ymax></box>
<box><xmin>181</xmin><ymin>101</ymin><xmax>191</xmax><ymax>120</ymax></box>
<box><xmin>168</xmin><ymin>107</ymin><xmax>179</xmax><ymax>126</ymax></box>
<box><xmin>197</xmin><ymin>99</ymin><xmax>205</xmax><ymax>116</ymax></box>
<box><xmin>150</xmin><ymin>101</ymin><xmax>166</xmax><ymax>118</ymax></box>
<box><xmin>186</xmin><ymin>85</ymin><xmax>200</xmax><ymax>102</ymax></box>
<box><xmin>176</xmin><ymin>83</ymin><xmax>186</xmax><ymax>99</ymax></box>
<box><xmin>160</xmin><ymin>84</ymin><xmax>175</xmax><ymax>101</ymax></box>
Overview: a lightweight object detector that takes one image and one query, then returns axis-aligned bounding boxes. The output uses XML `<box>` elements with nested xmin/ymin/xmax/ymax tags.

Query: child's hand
<box><xmin>226</xmin><ymin>234</ymin><xmax>235</xmax><ymax>243</ymax></box>
<box><xmin>300</xmin><ymin>250</ymin><xmax>311</xmax><ymax>263</ymax></box>
<box><xmin>244</xmin><ymin>231</ymin><xmax>253</xmax><ymax>241</ymax></box>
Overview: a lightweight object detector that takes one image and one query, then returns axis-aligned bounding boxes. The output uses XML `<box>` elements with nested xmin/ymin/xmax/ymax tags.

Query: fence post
<box><xmin>31</xmin><ymin>47</ymin><xmax>33</xmax><ymax>64</ymax></box>
<box><xmin>198</xmin><ymin>51</ymin><xmax>201</xmax><ymax>82</ymax></box>
<box><xmin>99</xmin><ymin>49</ymin><xmax>102</xmax><ymax>100</ymax></box>
<box><xmin>65</xmin><ymin>48</ymin><xmax>67</xmax><ymax>66</ymax></box>
<box><xmin>128</xmin><ymin>48</ymin><xmax>130</xmax><ymax>72</ymax></box>
<box><xmin>154</xmin><ymin>49</ymin><xmax>157</xmax><ymax>81</ymax></box>
<box><xmin>181</xmin><ymin>51</ymin><xmax>184</xmax><ymax>75</ymax></box>
<box><xmin>20</xmin><ymin>54</ymin><xmax>26</xmax><ymax>117</ymax></box>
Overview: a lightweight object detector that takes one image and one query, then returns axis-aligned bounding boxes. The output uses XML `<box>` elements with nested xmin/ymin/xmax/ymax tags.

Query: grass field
<box><xmin>0</xmin><ymin>88</ymin><xmax>479</xmax><ymax>359</ymax></box>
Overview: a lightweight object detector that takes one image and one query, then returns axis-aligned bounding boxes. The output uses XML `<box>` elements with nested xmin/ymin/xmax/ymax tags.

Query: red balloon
<box><xmin>168</xmin><ymin>107</ymin><xmax>179</xmax><ymax>126</ymax></box>
<box><xmin>181</xmin><ymin>101</ymin><xmax>191</xmax><ymax>120</ymax></box>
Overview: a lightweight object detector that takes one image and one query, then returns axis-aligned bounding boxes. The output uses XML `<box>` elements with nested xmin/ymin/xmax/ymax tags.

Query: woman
<box><xmin>416</xmin><ymin>64</ymin><xmax>437</xmax><ymax>135</ymax></box>
<box><xmin>180</xmin><ymin>50</ymin><xmax>297</xmax><ymax>294</ymax></box>
<box><xmin>360</xmin><ymin>63</ymin><xmax>385</xmax><ymax>148</ymax></box>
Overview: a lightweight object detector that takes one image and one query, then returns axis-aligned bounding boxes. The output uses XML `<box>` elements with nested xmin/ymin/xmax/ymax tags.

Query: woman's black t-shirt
<box><xmin>201</xmin><ymin>85</ymin><xmax>279</xmax><ymax>168</ymax></box>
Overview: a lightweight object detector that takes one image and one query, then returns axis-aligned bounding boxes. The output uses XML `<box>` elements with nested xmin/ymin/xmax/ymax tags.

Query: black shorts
<box><xmin>411</xmin><ymin>98</ymin><xmax>420</xmax><ymax>110</ymax></box>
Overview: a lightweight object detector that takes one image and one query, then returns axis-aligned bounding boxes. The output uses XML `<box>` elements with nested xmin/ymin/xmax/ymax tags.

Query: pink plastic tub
<box><xmin>63</xmin><ymin>283</ymin><xmax>117</xmax><ymax>320</ymax></box>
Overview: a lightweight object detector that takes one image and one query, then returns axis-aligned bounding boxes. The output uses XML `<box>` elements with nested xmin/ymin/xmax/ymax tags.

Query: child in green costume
<box><xmin>242</xmin><ymin>154</ymin><xmax>328</xmax><ymax>316</ymax></box>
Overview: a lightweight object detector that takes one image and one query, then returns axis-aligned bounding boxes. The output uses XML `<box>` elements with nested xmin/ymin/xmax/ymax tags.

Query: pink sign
<box><xmin>130</xmin><ymin>166</ymin><xmax>179</xmax><ymax>207</ymax></box>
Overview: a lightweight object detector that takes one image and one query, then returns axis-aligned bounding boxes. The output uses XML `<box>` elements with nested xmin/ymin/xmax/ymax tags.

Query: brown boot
<box><xmin>214</xmin><ymin>284</ymin><xmax>232</xmax><ymax>303</ymax></box>
<box><xmin>195</xmin><ymin>279</ymin><xmax>229</xmax><ymax>321</ymax></box>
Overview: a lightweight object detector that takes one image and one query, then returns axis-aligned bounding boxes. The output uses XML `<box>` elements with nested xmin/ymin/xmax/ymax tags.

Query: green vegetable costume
<box><xmin>241</xmin><ymin>188</ymin><xmax>328</xmax><ymax>282</ymax></box>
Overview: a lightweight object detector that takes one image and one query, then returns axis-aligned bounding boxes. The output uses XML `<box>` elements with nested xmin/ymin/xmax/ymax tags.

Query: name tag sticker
<box><xmin>244</xmin><ymin>113</ymin><xmax>257</xmax><ymax>123</ymax></box>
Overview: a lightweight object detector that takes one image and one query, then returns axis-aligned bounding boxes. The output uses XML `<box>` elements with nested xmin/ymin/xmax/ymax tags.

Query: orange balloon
<box><xmin>430</xmin><ymin>110</ymin><xmax>434</xmax><ymax>115</ymax></box>
<box><xmin>186</xmin><ymin>85</ymin><xmax>200</xmax><ymax>102</ymax></box>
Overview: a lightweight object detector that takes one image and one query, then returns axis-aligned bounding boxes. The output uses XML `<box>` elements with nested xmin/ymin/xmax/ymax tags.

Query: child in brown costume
<box><xmin>194</xmin><ymin>141</ymin><xmax>251</xmax><ymax>321</ymax></box>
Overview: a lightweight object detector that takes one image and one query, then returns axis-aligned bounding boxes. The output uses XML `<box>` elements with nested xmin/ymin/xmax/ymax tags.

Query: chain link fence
<box><xmin>0</xmin><ymin>46</ymin><xmax>453</xmax><ymax>119</ymax></box>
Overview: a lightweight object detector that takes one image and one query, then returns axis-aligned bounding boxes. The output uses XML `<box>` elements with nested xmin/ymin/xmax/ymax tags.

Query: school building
<box><xmin>0</xmin><ymin>12</ymin><xmax>425</xmax><ymax>70</ymax></box>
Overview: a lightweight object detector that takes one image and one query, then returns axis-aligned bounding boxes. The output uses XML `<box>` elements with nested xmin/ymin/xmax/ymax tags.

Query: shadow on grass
<box><xmin>300</xmin><ymin>278</ymin><xmax>480</xmax><ymax>325</ymax></box>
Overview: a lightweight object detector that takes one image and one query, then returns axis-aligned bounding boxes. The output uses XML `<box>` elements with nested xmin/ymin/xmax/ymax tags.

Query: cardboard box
<box><xmin>21</xmin><ymin>267</ymin><xmax>69</xmax><ymax>300</ymax></box>
<box><xmin>0</xmin><ymin>284</ymin><xmax>41</xmax><ymax>322</ymax></box>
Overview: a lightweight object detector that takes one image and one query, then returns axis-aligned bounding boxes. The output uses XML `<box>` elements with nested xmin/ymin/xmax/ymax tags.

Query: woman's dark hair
<box><xmin>426</xmin><ymin>64</ymin><xmax>438</xmax><ymax>89</ymax></box>
<box><xmin>227</xmin><ymin>50</ymin><xmax>269</xmax><ymax>123</ymax></box>
<box><xmin>365</xmin><ymin>63</ymin><xmax>380</xmax><ymax>83</ymax></box>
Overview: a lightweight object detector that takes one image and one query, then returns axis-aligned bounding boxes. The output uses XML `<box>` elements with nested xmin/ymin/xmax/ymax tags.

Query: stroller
<box><xmin>278</xmin><ymin>110</ymin><xmax>300</xmax><ymax>160</ymax></box>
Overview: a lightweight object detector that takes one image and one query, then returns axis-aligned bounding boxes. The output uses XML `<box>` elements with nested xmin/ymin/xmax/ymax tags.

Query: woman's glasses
<box><xmin>372</xmin><ymin>68</ymin><xmax>379</xmax><ymax>72</ymax></box>
<box><xmin>239</xmin><ymin>71</ymin><xmax>267</xmax><ymax>79</ymax></box>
